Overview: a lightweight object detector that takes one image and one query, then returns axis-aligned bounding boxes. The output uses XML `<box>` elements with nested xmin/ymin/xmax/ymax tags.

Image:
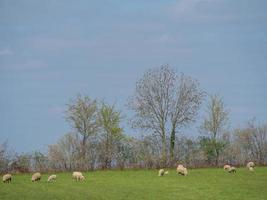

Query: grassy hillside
<box><xmin>1</xmin><ymin>167</ymin><xmax>267</xmax><ymax>200</ymax></box>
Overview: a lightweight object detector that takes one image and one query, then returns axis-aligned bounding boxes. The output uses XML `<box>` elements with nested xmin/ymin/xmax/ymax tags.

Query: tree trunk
<box><xmin>169</xmin><ymin>126</ymin><xmax>176</xmax><ymax>164</ymax></box>
<box><xmin>161</xmin><ymin>136</ymin><xmax>167</xmax><ymax>167</ymax></box>
<box><xmin>81</xmin><ymin>136</ymin><xmax>87</xmax><ymax>159</ymax></box>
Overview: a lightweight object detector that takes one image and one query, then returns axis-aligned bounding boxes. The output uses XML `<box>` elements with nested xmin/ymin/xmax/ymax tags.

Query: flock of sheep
<box><xmin>2</xmin><ymin>171</ymin><xmax>85</xmax><ymax>183</ymax></box>
<box><xmin>158</xmin><ymin>161</ymin><xmax>255</xmax><ymax>177</ymax></box>
<box><xmin>2</xmin><ymin>162</ymin><xmax>256</xmax><ymax>183</ymax></box>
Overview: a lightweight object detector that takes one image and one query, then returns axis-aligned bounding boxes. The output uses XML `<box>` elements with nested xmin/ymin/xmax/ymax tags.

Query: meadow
<box><xmin>1</xmin><ymin>167</ymin><xmax>267</xmax><ymax>200</ymax></box>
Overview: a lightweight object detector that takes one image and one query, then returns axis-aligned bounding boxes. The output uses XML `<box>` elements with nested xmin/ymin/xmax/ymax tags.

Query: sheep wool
<box><xmin>3</xmin><ymin>174</ymin><xmax>12</xmax><ymax>183</ymax></box>
<box><xmin>79</xmin><ymin>175</ymin><xmax>85</xmax><ymax>181</ymax></box>
<box><xmin>158</xmin><ymin>169</ymin><xmax>165</xmax><ymax>176</ymax></box>
<box><xmin>177</xmin><ymin>165</ymin><xmax>188</xmax><ymax>176</ymax></box>
<box><xmin>247</xmin><ymin>162</ymin><xmax>255</xmax><ymax>169</ymax></box>
<box><xmin>223</xmin><ymin>165</ymin><xmax>231</xmax><ymax>170</ymax></box>
<box><xmin>47</xmin><ymin>174</ymin><xmax>57</xmax><ymax>182</ymax></box>
<box><xmin>31</xmin><ymin>172</ymin><xmax>41</xmax><ymax>182</ymax></box>
<box><xmin>72</xmin><ymin>171</ymin><xmax>84</xmax><ymax>181</ymax></box>
<box><xmin>182</xmin><ymin>167</ymin><xmax>188</xmax><ymax>176</ymax></box>
<box><xmin>228</xmin><ymin>167</ymin><xmax>236</xmax><ymax>173</ymax></box>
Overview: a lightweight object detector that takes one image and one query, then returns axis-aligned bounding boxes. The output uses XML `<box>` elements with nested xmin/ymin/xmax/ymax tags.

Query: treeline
<box><xmin>0</xmin><ymin>65</ymin><xmax>266</xmax><ymax>173</ymax></box>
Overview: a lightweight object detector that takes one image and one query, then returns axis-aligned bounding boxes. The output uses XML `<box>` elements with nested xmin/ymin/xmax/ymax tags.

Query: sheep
<box><xmin>79</xmin><ymin>175</ymin><xmax>85</xmax><ymax>181</ymax></box>
<box><xmin>72</xmin><ymin>171</ymin><xmax>85</xmax><ymax>181</ymax></box>
<box><xmin>164</xmin><ymin>171</ymin><xmax>169</xmax><ymax>175</ymax></box>
<box><xmin>47</xmin><ymin>174</ymin><xmax>57</xmax><ymax>182</ymax></box>
<box><xmin>228</xmin><ymin>166</ymin><xmax>236</xmax><ymax>173</ymax></box>
<box><xmin>177</xmin><ymin>165</ymin><xmax>188</xmax><ymax>176</ymax></box>
<box><xmin>177</xmin><ymin>164</ymin><xmax>184</xmax><ymax>169</ymax></box>
<box><xmin>31</xmin><ymin>172</ymin><xmax>41</xmax><ymax>182</ymax></box>
<box><xmin>247</xmin><ymin>162</ymin><xmax>255</xmax><ymax>169</ymax></box>
<box><xmin>223</xmin><ymin>165</ymin><xmax>231</xmax><ymax>171</ymax></box>
<box><xmin>3</xmin><ymin>174</ymin><xmax>12</xmax><ymax>183</ymax></box>
<box><xmin>158</xmin><ymin>169</ymin><xmax>165</xmax><ymax>176</ymax></box>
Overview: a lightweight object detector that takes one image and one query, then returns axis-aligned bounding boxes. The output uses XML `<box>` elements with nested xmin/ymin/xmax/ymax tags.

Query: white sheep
<box><xmin>228</xmin><ymin>166</ymin><xmax>236</xmax><ymax>173</ymax></box>
<box><xmin>47</xmin><ymin>174</ymin><xmax>57</xmax><ymax>182</ymax></box>
<box><xmin>31</xmin><ymin>172</ymin><xmax>41</xmax><ymax>182</ymax></box>
<box><xmin>79</xmin><ymin>175</ymin><xmax>85</xmax><ymax>181</ymax></box>
<box><xmin>72</xmin><ymin>171</ymin><xmax>85</xmax><ymax>181</ymax></box>
<box><xmin>158</xmin><ymin>169</ymin><xmax>165</xmax><ymax>176</ymax></box>
<box><xmin>3</xmin><ymin>174</ymin><xmax>12</xmax><ymax>183</ymax></box>
<box><xmin>247</xmin><ymin>162</ymin><xmax>255</xmax><ymax>169</ymax></box>
<box><xmin>223</xmin><ymin>165</ymin><xmax>231</xmax><ymax>171</ymax></box>
<box><xmin>177</xmin><ymin>164</ymin><xmax>188</xmax><ymax>176</ymax></box>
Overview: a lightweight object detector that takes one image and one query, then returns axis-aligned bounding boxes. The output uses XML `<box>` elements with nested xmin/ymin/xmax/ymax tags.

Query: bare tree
<box><xmin>200</xmin><ymin>94</ymin><xmax>229</xmax><ymax>166</ymax></box>
<box><xmin>169</xmin><ymin>74</ymin><xmax>204</xmax><ymax>161</ymax></box>
<box><xmin>0</xmin><ymin>141</ymin><xmax>11</xmax><ymax>173</ymax></box>
<box><xmin>66</xmin><ymin>95</ymin><xmax>99</xmax><ymax>163</ymax></box>
<box><xmin>128</xmin><ymin>65</ymin><xmax>204</xmax><ymax>166</ymax></box>
<box><xmin>48</xmin><ymin>132</ymin><xmax>81</xmax><ymax>171</ymax></box>
<box><xmin>235</xmin><ymin>120</ymin><xmax>267</xmax><ymax>165</ymax></box>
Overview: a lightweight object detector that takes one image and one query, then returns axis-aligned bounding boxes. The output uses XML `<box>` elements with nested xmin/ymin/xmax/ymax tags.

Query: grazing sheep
<box><xmin>3</xmin><ymin>174</ymin><xmax>12</xmax><ymax>183</ymax></box>
<box><xmin>223</xmin><ymin>165</ymin><xmax>231</xmax><ymax>171</ymax></box>
<box><xmin>47</xmin><ymin>174</ymin><xmax>57</xmax><ymax>182</ymax></box>
<box><xmin>247</xmin><ymin>162</ymin><xmax>255</xmax><ymax>169</ymax></box>
<box><xmin>228</xmin><ymin>167</ymin><xmax>236</xmax><ymax>173</ymax></box>
<box><xmin>177</xmin><ymin>164</ymin><xmax>184</xmax><ymax>169</ymax></box>
<box><xmin>72</xmin><ymin>171</ymin><xmax>85</xmax><ymax>181</ymax></box>
<box><xmin>158</xmin><ymin>169</ymin><xmax>165</xmax><ymax>176</ymax></box>
<box><xmin>248</xmin><ymin>167</ymin><xmax>254</xmax><ymax>172</ymax></box>
<box><xmin>177</xmin><ymin>165</ymin><xmax>188</xmax><ymax>176</ymax></box>
<box><xmin>164</xmin><ymin>171</ymin><xmax>169</xmax><ymax>175</ymax></box>
<box><xmin>31</xmin><ymin>172</ymin><xmax>41</xmax><ymax>182</ymax></box>
<box><xmin>79</xmin><ymin>175</ymin><xmax>85</xmax><ymax>181</ymax></box>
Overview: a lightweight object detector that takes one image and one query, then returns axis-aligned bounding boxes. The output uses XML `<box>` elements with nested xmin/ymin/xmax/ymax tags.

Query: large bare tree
<box><xmin>128</xmin><ymin>65</ymin><xmax>204</xmax><ymax>166</ymax></box>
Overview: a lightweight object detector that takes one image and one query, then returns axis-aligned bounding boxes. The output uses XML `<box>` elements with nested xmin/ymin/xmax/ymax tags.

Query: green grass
<box><xmin>1</xmin><ymin>167</ymin><xmax>267</xmax><ymax>200</ymax></box>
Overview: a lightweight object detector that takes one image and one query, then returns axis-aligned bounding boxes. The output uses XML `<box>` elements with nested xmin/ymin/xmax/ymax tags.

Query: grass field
<box><xmin>1</xmin><ymin>167</ymin><xmax>267</xmax><ymax>200</ymax></box>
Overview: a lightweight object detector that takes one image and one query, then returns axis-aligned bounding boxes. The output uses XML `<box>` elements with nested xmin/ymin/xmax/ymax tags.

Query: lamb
<box><xmin>3</xmin><ymin>174</ymin><xmax>12</xmax><ymax>183</ymax></box>
<box><xmin>47</xmin><ymin>174</ymin><xmax>57</xmax><ymax>182</ymax></box>
<box><xmin>247</xmin><ymin>162</ymin><xmax>255</xmax><ymax>169</ymax></box>
<box><xmin>228</xmin><ymin>166</ymin><xmax>236</xmax><ymax>173</ymax></box>
<box><xmin>72</xmin><ymin>171</ymin><xmax>85</xmax><ymax>181</ymax></box>
<box><xmin>31</xmin><ymin>172</ymin><xmax>41</xmax><ymax>182</ymax></box>
<box><xmin>223</xmin><ymin>165</ymin><xmax>231</xmax><ymax>171</ymax></box>
<box><xmin>177</xmin><ymin>164</ymin><xmax>188</xmax><ymax>176</ymax></box>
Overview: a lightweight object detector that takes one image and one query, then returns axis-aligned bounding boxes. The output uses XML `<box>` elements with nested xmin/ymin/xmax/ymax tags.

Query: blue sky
<box><xmin>0</xmin><ymin>0</ymin><xmax>267</xmax><ymax>153</ymax></box>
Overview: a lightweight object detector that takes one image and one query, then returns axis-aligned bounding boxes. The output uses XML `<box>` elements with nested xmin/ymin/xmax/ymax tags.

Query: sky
<box><xmin>0</xmin><ymin>0</ymin><xmax>267</xmax><ymax>153</ymax></box>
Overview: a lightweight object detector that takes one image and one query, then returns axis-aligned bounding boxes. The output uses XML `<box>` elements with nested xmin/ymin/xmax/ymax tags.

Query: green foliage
<box><xmin>200</xmin><ymin>136</ymin><xmax>227</xmax><ymax>165</ymax></box>
<box><xmin>99</xmin><ymin>103</ymin><xmax>123</xmax><ymax>139</ymax></box>
<box><xmin>1</xmin><ymin>168</ymin><xmax>267</xmax><ymax>200</ymax></box>
<box><xmin>98</xmin><ymin>102</ymin><xmax>124</xmax><ymax>168</ymax></box>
